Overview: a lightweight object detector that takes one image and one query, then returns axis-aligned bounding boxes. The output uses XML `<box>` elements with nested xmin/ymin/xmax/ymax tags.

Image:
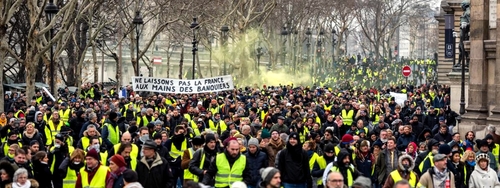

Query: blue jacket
<box><xmin>245</xmin><ymin>148</ymin><xmax>268</xmax><ymax>186</ymax></box>
<box><xmin>397</xmin><ymin>133</ymin><xmax>415</xmax><ymax>151</ymax></box>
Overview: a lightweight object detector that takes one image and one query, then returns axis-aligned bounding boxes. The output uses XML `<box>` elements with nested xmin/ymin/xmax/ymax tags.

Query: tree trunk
<box><xmin>24</xmin><ymin>49</ymin><xmax>37</xmax><ymax>105</ymax></box>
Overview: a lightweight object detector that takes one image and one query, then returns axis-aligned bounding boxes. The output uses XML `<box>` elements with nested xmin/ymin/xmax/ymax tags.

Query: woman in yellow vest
<box><xmin>59</xmin><ymin>148</ymin><xmax>85</xmax><ymax>188</ymax></box>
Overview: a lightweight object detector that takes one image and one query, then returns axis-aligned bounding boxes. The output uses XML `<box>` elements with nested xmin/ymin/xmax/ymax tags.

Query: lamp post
<box><xmin>280</xmin><ymin>27</ymin><xmax>288</xmax><ymax>66</ymax></box>
<box><xmin>132</xmin><ymin>11</ymin><xmax>143</xmax><ymax>76</ymax></box>
<box><xmin>452</xmin><ymin>31</ymin><xmax>457</xmax><ymax>68</ymax></box>
<box><xmin>332</xmin><ymin>29</ymin><xmax>336</xmax><ymax>68</ymax></box>
<box><xmin>305</xmin><ymin>28</ymin><xmax>312</xmax><ymax>76</ymax></box>
<box><xmin>317</xmin><ymin>29</ymin><xmax>324</xmax><ymax>69</ymax></box>
<box><xmin>190</xmin><ymin>18</ymin><xmax>199</xmax><ymax>79</ymax></box>
<box><xmin>256</xmin><ymin>47</ymin><xmax>263</xmax><ymax>74</ymax></box>
<box><xmin>292</xmin><ymin>30</ymin><xmax>298</xmax><ymax>73</ymax></box>
<box><xmin>44</xmin><ymin>0</ymin><xmax>58</xmax><ymax>94</ymax></box>
<box><xmin>220</xmin><ymin>25</ymin><xmax>229</xmax><ymax>75</ymax></box>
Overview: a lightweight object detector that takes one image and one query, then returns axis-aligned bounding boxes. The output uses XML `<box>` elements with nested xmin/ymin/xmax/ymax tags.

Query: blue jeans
<box><xmin>282</xmin><ymin>183</ymin><xmax>307</xmax><ymax>188</ymax></box>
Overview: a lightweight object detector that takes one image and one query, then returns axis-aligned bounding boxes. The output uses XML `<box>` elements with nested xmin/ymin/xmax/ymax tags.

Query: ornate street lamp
<box><xmin>190</xmin><ymin>18</ymin><xmax>200</xmax><ymax>79</ymax></box>
<box><xmin>220</xmin><ymin>25</ymin><xmax>229</xmax><ymax>75</ymax></box>
<box><xmin>132</xmin><ymin>11</ymin><xmax>144</xmax><ymax>76</ymax></box>
<box><xmin>45</xmin><ymin>0</ymin><xmax>59</xmax><ymax>94</ymax></box>
<box><xmin>305</xmin><ymin>28</ymin><xmax>312</xmax><ymax>76</ymax></box>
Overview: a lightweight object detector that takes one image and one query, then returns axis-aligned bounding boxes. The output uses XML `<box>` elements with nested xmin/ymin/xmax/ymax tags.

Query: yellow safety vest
<box><xmin>103</xmin><ymin>123</ymin><xmax>120</xmax><ymax>146</ymax></box>
<box><xmin>492</xmin><ymin>144</ymin><xmax>500</xmax><ymax>163</ymax></box>
<box><xmin>63</xmin><ymin>165</ymin><xmax>79</xmax><ymax>188</ymax></box>
<box><xmin>81</xmin><ymin>137</ymin><xmax>102</xmax><ymax>150</ymax></box>
<box><xmin>45</xmin><ymin>120</ymin><xmax>64</xmax><ymax>146</ymax></box>
<box><xmin>59</xmin><ymin>109</ymin><xmax>71</xmax><ymax>123</ymax></box>
<box><xmin>137</xmin><ymin>116</ymin><xmax>154</xmax><ymax>127</ymax></box>
<box><xmin>214</xmin><ymin>153</ymin><xmax>246</xmax><ymax>187</ymax></box>
<box><xmin>14</xmin><ymin>110</ymin><xmax>24</xmax><ymax>118</ymax></box>
<box><xmin>113</xmin><ymin>143</ymin><xmax>138</xmax><ymax>170</ymax></box>
<box><xmin>390</xmin><ymin>170</ymin><xmax>417</xmax><ymax>187</ymax></box>
<box><xmin>2</xmin><ymin>142</ymin><xmax>22</xmax><ymax>158</ymax></box>
<box><xmin>50</xmin><ymin>146</ymin><xmax>75</xmax><ymax>173</ymax></box>
<box><xmin>418</xmin><ymin>153</ymin><xmax>434</xmax><ymax>173</ymax></box>
<box><xmin>169</xmin><ymin>139</ymin><xmax>187</xmax><ymax>159</ymax></box>
<box><xmin>298</xmin><ymin>127</ymin><xmax>309</xmax><ymax>143</ymax></box>
<box><xmin>342</xmin><ymin>109</ymin><xmax>354</xmax><ymax>126</ymax></box>
<box><xmin>80</xmin><ymin>165</ymin><xmax>108</xmax><ymax>188</ymax></box>
<box><xmin>183</xmin><ymin>114</ymin><xmax>192</xmax><ymax>123</ymax></box>
<box><xmin>184</xmin><ymin>148</ymin><xmax>205</xmax><ymax>182</ymax></box>
<box><xmin>308</xmin><ymin>153</ymin><xmax>319</xmax><ymax>171</ymax></box>
<box><xmin>315</xmin><ymin>156</ymin><xmax>327</xmax><ymax>185</ymax></box>
<box><xmin>209</xmin><ymin>106</ymin><xmax>220</xmax><ymax>116</ymax></box>
<box><xmin>190</xmin><ymin>120</ymin><xmax>202</xmax><ymax>136</ymax></box>
<box><xmin>331</xmin><ymin>166</ymin><xmax>353</xmax><ymax>186</ymax></box>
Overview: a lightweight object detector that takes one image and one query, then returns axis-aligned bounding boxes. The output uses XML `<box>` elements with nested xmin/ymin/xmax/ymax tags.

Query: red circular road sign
<box><xmin>402</xmin><ymin>65</ymin><xmax>412</xmax><ymax>77</ymax></box>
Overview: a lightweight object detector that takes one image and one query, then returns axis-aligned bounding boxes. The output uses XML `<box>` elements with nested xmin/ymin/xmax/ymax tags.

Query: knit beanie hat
<box><xmin>261</xmin><ymin>130</ymin><xmax>271</xmax><ymax>139</ymax></box>
<box><xmin>246</xmin><ymin>138</ymin><xmax>258</xmax><ymax>147</ymax></box>
<box><xmin>438</xmin><ymin>144</ymin><xmax>451</xmax><ymax>155</ymax></box>
<box><xmin>110</xmin><ymin>154</ymin><xmax>126</xmax><ymax>167</ymax></box>
<box><xmin>341</xmin><ymin>134</ymin><xmax>354</xmax><ymax>144</ymax></box>
<box><xmin>86</xmin><ymin>148</ymin><xmax>100</xmax><ymax>161</ymax></box>
<box><xmin>352</xmin><ymin>176</ymin><xmax>371</xmax><ymax>188</ymax></box>
<box><xmin>205</xmin><ymin>133</ymin><xmax>216</xmax><ymax>144</ymax></box>
<box><xmin>260</xmin><ymin>167</ymin><xmax>280</xmax><ymax>184</ymax></box>
<box><xmin>476</xmin><ymin>153</ymin><xmax>490</xmax><ymax>163</ymax></box>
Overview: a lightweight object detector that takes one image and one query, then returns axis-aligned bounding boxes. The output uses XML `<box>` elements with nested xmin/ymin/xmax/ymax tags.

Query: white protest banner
<box><xmin>42</xmin><ymin>87</ymin><xmax>56</xmax><ymax>102</ymax></box>
<box><xmin>132</xmin><ymin>75</ymin><xmax>234</xmax><ymax>94</ymax></box>
<box><xmin>389</xmin><ymin>92</ymin><xmax>407</xmax><ymax>106</ymax></box>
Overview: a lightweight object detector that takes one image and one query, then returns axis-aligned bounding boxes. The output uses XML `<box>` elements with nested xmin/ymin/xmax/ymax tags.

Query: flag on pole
<box><xmin>119</xmin><ymin>88</ymin><xmax>127</xmax><ymax>98</ymax></box>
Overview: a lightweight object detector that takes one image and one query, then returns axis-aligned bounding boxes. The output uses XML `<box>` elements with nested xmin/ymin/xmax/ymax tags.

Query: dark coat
<box><xmin>396</xmin><ymin>133</ymin><xmax>415</xmax><ymax>151</ymax></box>
<box><xmin>245</xmin><ymin>148</ymin><xmax>268</xmax><ymax>186</ymax></box>
<box><xmin>136</xmin><ymin>153</ymin><xmax>174</xmax><ymax>188</ymax></box>
<box><xmin>32</xmin><ymin>160</ymin><xmax>52</xmax><ymax>188</ymax></box>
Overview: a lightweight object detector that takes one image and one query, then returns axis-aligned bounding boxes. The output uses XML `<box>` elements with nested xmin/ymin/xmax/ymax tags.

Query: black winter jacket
<box><xmin>245</xmin><ymin>148</ymin><xmax>268</xmax><ymax>186</ymax></box>
<box><xmin>136</xmin><ymin>153</ymin><xmax>174</xmax><ymax>188</ymax></box>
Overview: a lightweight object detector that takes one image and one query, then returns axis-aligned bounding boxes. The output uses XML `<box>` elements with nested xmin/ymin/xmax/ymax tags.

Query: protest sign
<box><xmin>390</xmin><ymin>92</ymin><xmax>408</xmax><ymax>106</ymax></box>
<box><xmin>132</xmin><ymin>75</ymin><xmax>234</xmax><ymax>94</ymax></box>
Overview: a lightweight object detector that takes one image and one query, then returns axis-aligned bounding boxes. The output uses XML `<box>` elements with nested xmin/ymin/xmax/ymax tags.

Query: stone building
<box><xmin>437</xmin><ymin>0</ymin><xmax>499</xmax><ymax>137</ymax></box>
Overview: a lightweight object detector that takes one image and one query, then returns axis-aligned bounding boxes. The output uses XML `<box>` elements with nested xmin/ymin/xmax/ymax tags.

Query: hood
<box><xmin>76</xmin><ymin>111</ymin><xmax>86</xmax><ymax>120</ymax></box>
<box><xmin>336</xmin><ymin>149</ymin><xmax>350</xmax><ymax>166</ymax></box>
<box><xmin>34</xmin><ymin>111</ymin><xmax>43</xmax><ymax>123</ymax></box>
<box><xmin>418</xmin><ymin>128</ymin><xmax>432</xmax><ymax>141</ymax></box>
<box><xmin>83</xmin><ymin>129</ymin><xmax>101</xmax><ymax>137</ymax></box>
<box><xmin>474</xmin><ymin>164</ymin><xmax>494</xmax><ymax>175</ymax></box>
<box><xmin>398</xmin><ymin>154</ymin><xmax>415</xmax><ymax>171</ymax></box>
<box><xmin>427</xmin><ymin>139</ymin><xmax>439</xmax><ymax>151</ymax></box>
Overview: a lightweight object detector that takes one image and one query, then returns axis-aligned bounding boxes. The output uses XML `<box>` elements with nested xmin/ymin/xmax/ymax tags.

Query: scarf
<box><xmin>0</xmin><ymin>117</ymin><xmax>6</xmax><ymax>127</ymax></box>
<box><xmin>12</xmin><ymin>180</ymin><xmax>31</xmax><ymax>188</ymax></box>
<box><xmin>466</xmin><ymin>160</ymin><xmax>476</xmax><ymax>166</ymax></box>
<box><xmin>432</xmin><ymin>167</ymin><xmax>448</xmax><ymax>188</ymax></box>
<box><xmin>106</xmin><ymin>166</ymin><xmax>126</xmax><ymax>188</ymax></box>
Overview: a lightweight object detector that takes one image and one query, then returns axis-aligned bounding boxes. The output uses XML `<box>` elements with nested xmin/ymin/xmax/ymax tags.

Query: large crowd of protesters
<box><xmin>0</xmin><ymin>81</ymin><xmax>498</xmax><ymax>188</ymax></box>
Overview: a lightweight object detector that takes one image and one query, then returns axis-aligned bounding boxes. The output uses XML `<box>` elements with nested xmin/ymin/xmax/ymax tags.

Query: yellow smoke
<box><xmin>212</xmin><ymin>28</ymin><xmax>312</xmax><ymax>87</ymax></box>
